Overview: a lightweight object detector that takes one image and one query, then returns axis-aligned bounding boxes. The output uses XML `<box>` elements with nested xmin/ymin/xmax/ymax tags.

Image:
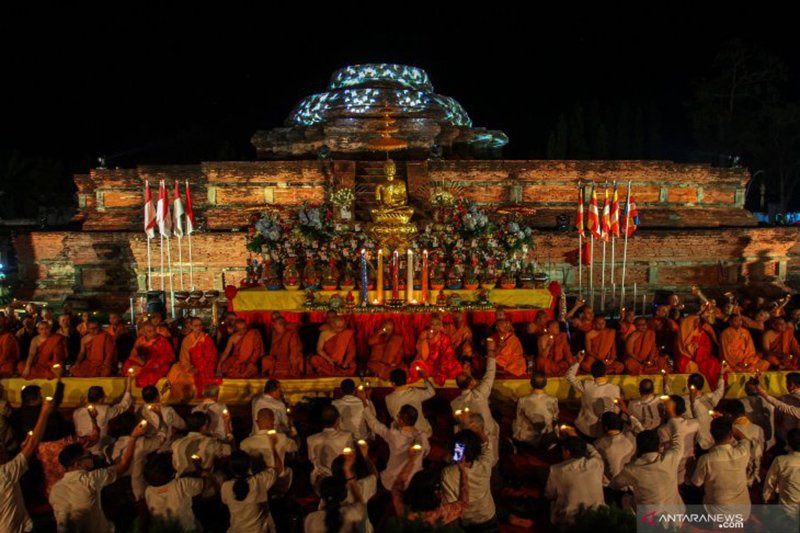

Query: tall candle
<box><xmin>376</xmin><ymin>249</ymin><xmax>384</xmax><ymax>304</ymax></box>
<box><xmin>407</xmin><ymin>249</ymin><xmax>414</xmax><ymax>303</ymax></box>
<box><xmin>422</xmin><ymin>250</ymin><xmax>429</xmax><ymax>304</ymax></box>
<box><xmin>359</xmin><ymin>249</ymin><xmax>368</xmax><ymax>306</ymax></box>
<box><xmin>392</xmin><ymin>250</ymin><xmax>399</xmax><ymax>300</ymax></box>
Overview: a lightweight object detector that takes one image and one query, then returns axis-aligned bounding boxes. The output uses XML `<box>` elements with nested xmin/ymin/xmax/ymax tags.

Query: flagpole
<box><xmin>589</xmin><ymin>234</ymin><xmax>595</xmax><ymax>309</ymax></box>
<box><xmin>159</xmin><ymin>234</ymin><xmax>165</xmax><ymax>291</ymax></box>
<box><xmin>177</xmin><ymin>237</ymin><xmax>184</xmax><ymax>290</ymax></box>
<box><xmin>620</xmin><ymin>180</ymin><xmax>632</xmax><ymax>315</ymax></box>
<box><xmin>601</xmin><ymin>239</ymin><xmax>607</xmax><ymax>313</ymax></box>
<box><xmin>578</xmin><ymin>233</ymin><xmax>583</xmax><ymax>300</ymax></box>
<box><xmin>146</xmin><ymin>237</ymin><xmax>153</xmax><ymax>291</ymax></box>
<box><xmin>188</xmin><ymin>233</ymin><xmax>194</xmax><ymax>291</ymax></box>
<box><xmin>611</xmin><ymin>235</ymin><xmax>616</xmax><ymax>313</ymax></box>
<box><xmin>166</xmin><ymin>236</ymin><xmax>176</xmax><ymax>318</ymax></box>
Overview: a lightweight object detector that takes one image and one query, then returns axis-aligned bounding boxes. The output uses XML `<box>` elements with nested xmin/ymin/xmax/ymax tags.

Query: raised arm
<box><xmin>565</xmin><ymin>359</ymin><xmax>584</xmax><ymax>393</ymax></box>
<box><xmin>475</xmin><ymin>351</ymin><xmax>497</xmax><ymax>397</ymax></box>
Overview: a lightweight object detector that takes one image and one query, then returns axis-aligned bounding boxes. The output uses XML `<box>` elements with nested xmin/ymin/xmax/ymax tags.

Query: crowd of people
<box><xmin>0</xmin><ymin>292</ymin><xmax>798</xmax><ymax>531</ymax></box>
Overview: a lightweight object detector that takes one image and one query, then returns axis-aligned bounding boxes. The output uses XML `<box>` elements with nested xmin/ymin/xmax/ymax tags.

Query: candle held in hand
<box><xmin>342</xmin><ymin>447</ymin><xmax>353</xmax><ymax>454</ymax></box>
<box><xmin>267</xmin><ymin>429</ymin><xmax>277</xmax><ymax>435</ymax></box>
<box><xmin>357</xmin><ymin>439</ymin><xmax>367</xmax><ymax>446</ymax></box>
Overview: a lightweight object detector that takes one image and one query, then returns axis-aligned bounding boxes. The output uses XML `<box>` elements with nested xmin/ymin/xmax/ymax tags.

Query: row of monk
<box><xmin>1</xmin><ymin>293</ymin><xmax>798</xmax><ymax>393</ymax></box>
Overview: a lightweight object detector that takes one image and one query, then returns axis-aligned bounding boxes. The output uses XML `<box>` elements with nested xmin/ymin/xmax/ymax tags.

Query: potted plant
<box><xmin>330</xmin><ymin>188</ymin><xmax>355</xmax><ymax>221</ymax></box>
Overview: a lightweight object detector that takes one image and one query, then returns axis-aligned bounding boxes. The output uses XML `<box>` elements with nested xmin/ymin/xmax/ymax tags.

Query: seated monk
<box><xmin>123</xmin><ymin>322</ymin><xmax>175</xmax><ymax>388</ymax></box>
<box><xmin>366</xmin><ymin>319</ymin><xmax>404</xmax><ymax>381</ymax></box>
<box><xmin>75</xmin><ymin>312</ymin><xmax>91</xmax><ymax>337</ymax></box>
<box><xmin>491</xmin><ymin>319</ymin><xmax>527</xmax><ymax>376</ymax></box>
<box><xmin>71</xmin><ymin>321</ymin><xmax>117</xmax><ymax>377</ymax></box>
<box><xmin>526</xmin><ymin>310</ymin><xmax>549</xmax><ymax>337</ymax></box>
<box><xmin>674</xmin><ymin>304</ymin><xmax>720</xmax><ymax>384</ymax></box>
<box><xmin>625</xmin><ymin>317</ymin><xmax>671</xmax><ymax>375</ymax></box>
<box><xmin>309</xmin><ymin>316</ymin><xmax>356</xmax><ymax>376</ymax></box>
<box><xmin>318</xmin><ymin>310</ymin><xmax>338</xmax><ymax>334</ymax></box>
<box><xmin>618</xmin><ymin>309</ymin><xmax>636</xmax><ymax>341</ymax></box>
<box><xmin>217</xmin><ymin>319</ymin><xmax>263</xmax><ymax>379</ymax></box>
<box><xmin>762</xmin><ymin>317</ymin><xmax>800</xmax><ymax>370</ymax></box>
<box><xmin>148</xmin><ymin>311</ymin><xmax>173</xmax><ymax>342</ymax></box>
<box><xmin>648</xmin><ymin>305</ymin><xmax>678</xmax><ymax>356</ymax></box>
<box><xmin>0</xmin><ymin>318</ymin><xmax>20</xmax><ymax>378</ymax></box>
<box><xmin>105</xmin><ymin>312</ymin><xmax>129</xmax><ymax>339</ymax></box>
<box><xmin>19</xmin><ymin>321</ymin><xmax>67</xmax><ymax>380</ymax></box>
<box><xmin>536</xmin><ymin>320</ymin><xmax>574</xmax><ymax>376</ymax></box>
<box><xmin>409</xmin><ymin>316</ymin><xmax>463</xmax><ymax>386</ymax></box>
<box><xmin>566</xmin><ymin>301</ymin><xmax>594</xmax><ymax>333</ymax></box>
<box><xmin>215</xmin><ymin>311</ymin><xmax>237</xmax><ymax>351</ymax></box>
<box><xmin>262</xmin><ymin>316</ymin><xmax>303</xmax><ymax>377</ymax></box>
<box><xmin>581</xmin><ymin>315</ymin><xmax>624</xmax><ymax>374</ymax></box>
<box><xmin>167</xmin><ymin>317</ymin><xmax>220</xmax><ymax>401</ymax></box>
<box><xmin>720</xmin><ymin>314</ymin><xmax>770</xmax><ymax>373</ymax></box>
<box><xmin>444</xmin><ymin>312</ymin><xmax>474</xmax><ymax>363</ymax></box>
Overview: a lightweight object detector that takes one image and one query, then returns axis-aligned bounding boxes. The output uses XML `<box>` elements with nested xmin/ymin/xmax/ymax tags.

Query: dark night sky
<box><xmin>0</xmin><ymin>7</ymin><xmax>797</xmax><ymax>180</ymax></box>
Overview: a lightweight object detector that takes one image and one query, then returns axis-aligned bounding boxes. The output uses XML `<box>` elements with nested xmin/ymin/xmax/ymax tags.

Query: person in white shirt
<box><xmin>240</xmin><ymin>407</ymin><xmax>298</xmax><ymax>496</ymax></box>
<box><xmin>144</xmin><ymin>452</ymin><xmax>213</xmax><ymax>532</ymax></box>
<box><xmin>513</xmin><ymin>372</ymin><xmax>560</xmax><ymax>450</ymax></box>
<box><xmin>332</xmin><ymin>378</ymin><xmax>375</xmax><ymax>441</ymax></box>
<box><xmin>773</xmin><ymin>372</ymin><xmax>800</xmax><ymax>446</ymax></box>
<box><xmin>610</xmin><ymin>406</ymin><xmax>685</xmax><ymax>516</ymax></box>
<box><xmin>304</xmin><ymin>452</ymin><xmax>367</xmax><ymax>533</ymax></box>
<box><xmin>73</xmin><ymin>377</ymin><xmax>134</xmax><ymax>454</ymax></box>
<box><xmin>251</xmin><ymin>379</ymin><xmax>293</xmax><ymax>436</ymax></box>
<box><xmin>0</xmin><ymin>391</ymin><xmax>53</xmax><ymax>533</ymax></box>
<box><xmin>171</xmin><ymin>411</ymin><xmax>232</xmax><ymax>475</ymax></box>
<box><xmin>723</xmin><ymin>399</ymin><xmax>764</xmax><ymax>487</ymax></box>
<box><xmin>566</xmin><ymin>355</ymin><xmax>621</xmax><ymax>438</ymax></box>
<box><xmin>191</xmin><ymin>384</ymin><xmax>231</xmax><ymax>440</ymax></box>
<box><xmin>49</xmin><ymin>421</ymin><xmax>145</xmax><ymax>533</ymax></box>
<box><xmin>685</xmin><ymin>372</ymin><xmax>726</xmax><ymax>450</ymax></box>
<box><xmin>763</xmin><ymin>428</ymin><xmax>800</xmax><ymax>518</ymax></box>
<box><xmin>320</xmin><ymin>440</ymin><xmax>379</xmax><ymax>533</ymax></box>
<box><xmin>594</xmin><ymin>408</ymin><xmax>642</xmax><ymax>486</ymax></box>
<box><xmin>139</xmin><ymin>384</ymin><xmax>186</xmax><ymax>447</ymax></box>
<box><xmin>451</xmin><ymin>347</ymin><xmax>499</xmax><ymax>464</ymax></box>
<box><xmin>385</xmin><ymin>368</ymin><xmax>436</xmax><ymax>434</ymax></box>
<box><xmin>308</xmin><ymin>405</ymin><xmax>354</xmax><ymax>491</ymax></box>
<box><xmin>222</xmin><ymin>446</ymin><xmax>283</xmax><ymax>533</ymax></box>
<box><xmin>690</xmin><ymin>417</ymin><xmax>752</xmax><ymax>519</ymax></box>
<box><xmin>361</xmin><ymin>391</ymin><xmax>430</xmax><ymax>491</ymax></box>
<box><xmin>441</xmin><ymin>421</ymin><xmax>496</xmax><ymax>530</ymax></box>
<box><xmin>105</xmin><ymin>412</ymin><xmax>166</xmax><ymax>501</ymax></box>
<box><xmin>544</xmin><ymin>431</ymin><xmax>605</xmax><ymax>526</ymax></box>
<box><xmin>628</xmin><ymin>379</ymin><xmax>663</xmax><ymax>431</ymax></box>
<box><xmin>741</xmin><ymin>380</ymin><xmax>776</xmax><ymax>451</ymax></box>
<box><xmin>657</xmin><ymin>395</ymin><xmax>700</xmax><ymax>484</ymax></box>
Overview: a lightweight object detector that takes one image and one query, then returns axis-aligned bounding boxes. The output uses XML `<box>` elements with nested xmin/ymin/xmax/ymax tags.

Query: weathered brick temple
<box><xmin>11</xmin><ymin>64</ymin><xmax>800</xmax><ymax>309</ymax></box>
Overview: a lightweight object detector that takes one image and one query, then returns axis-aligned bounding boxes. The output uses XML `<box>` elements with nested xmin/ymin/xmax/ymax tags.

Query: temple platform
<box><xmin>1</xmin><ymin>371</ymin><xmax>791</xmax><ymax>408</ymax></box>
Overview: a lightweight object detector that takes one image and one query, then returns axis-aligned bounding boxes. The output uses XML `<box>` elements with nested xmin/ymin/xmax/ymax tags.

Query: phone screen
<box><xmin>452</xmin><ymin>442</ymin><xmax>465</xmax><ymax>463</ymax></box>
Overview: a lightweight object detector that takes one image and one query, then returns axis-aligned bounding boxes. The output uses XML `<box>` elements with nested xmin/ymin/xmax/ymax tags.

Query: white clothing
<box><xmin>566</xmin><ymin>362</ymin><xmax>621</xmax><ymax>438</ymax></box>
<box><xmin>171</xmin><ymin>431</ymin><xmax>232</xmax><ymax>474</ymax></box>
<box><xmin>384</xmin><ymin>381</ymin><xmax>435</xmax><ymax>434</ymax></box>
<box><xmin>49</xmin><ymin>467</ymin><xmax>117</xmax><ymax>533</ymax></box>
<box><xmin>307</xmin><ymin>428</ymin><xmax>353</xmax><ymax>489</ymax></box>
<box><xmin>0</xmin><ymin>453</ymin><xmax>32</xmax><ymax>533</ymax></box>
<box><xmin>513</xmin><ymin>391</ymin><xmax>559</xmax><ymax>446</ymax></box>
<box><xmin>332</xmin><ymin>395</ymin><xmax>376</xmax><ymax>441</ymax></box>
<box><xmin>221</xmin><ymin>469</ymin><xmax>278</xmax><ymax>533</ymax></box>
<box><xmin>363</xmin><ymin>408</ymin><xmax>429</xmax><ymax>490</ymax></box>
<box><xmin>544</xmin><ymin>444</ymin><xmax>605</xmax><ymax>525</ymax></box>
<box><xmin>145</xmin><ymin>477</ymin><xmax>203</xmax><ymax>532</ymax></box>
<box><xmin>441</xmin><ymin>441</ymin><xmax>495</xmax><ymax>525</ymax></box>
<box><xmin>73</xmin><ymin>392</ymin><xmax>133</xmax><ymax>453</ymax></box>
<box><xmin>192</xmin><ymin>399</ymin><xmax>231</xmax><ymax>440</ymax></box>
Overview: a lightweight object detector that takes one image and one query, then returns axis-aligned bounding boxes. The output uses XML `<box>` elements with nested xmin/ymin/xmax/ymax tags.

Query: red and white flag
<box><xmin>622</xmin><ymin>194</ymin><xmax>640</xmax><ymax>237</ymax></box>
<box><xmin>576</xmin><ymin>185</ymin><xmax>585</xmax><ymax>238</ymax></box>
<box><xmin>587</xmin><ymin>184</ymin><xmax>602</xmax><ymax>240</ymax></box>
<box><xmin>156</xmin><ymin>180</ymin><xmax>172</xmax><ymax>237</ymax></box>
<box><xmin>185</xmin><ymin>180</ymin><xmax>196</xmax><ymax>235</ymax></box>
<box><xmin>610</xmin><ymin>182</ymin><xmax>620</xmax><ymax>238</ymax></box>
<box><xmin>144</xmin><ymin>181</ymin><xmax>157</xmax><ymax>238</ymax></box>
<box><xmin>601</xmin><ymin>186</ymin><xmax>611</xmax><ymax>242</ymax></box>
<box><xmin>172</xmin><ymin>181</ymin><xmax>185</xmax><ymax>238</ymax></box>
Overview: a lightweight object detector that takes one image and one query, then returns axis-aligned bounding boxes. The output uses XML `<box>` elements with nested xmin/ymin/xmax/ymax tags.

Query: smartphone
<box><xmin>452</xmin><ymin>442</ymin><xmax>466</xmax><ymax>463</ymax></box>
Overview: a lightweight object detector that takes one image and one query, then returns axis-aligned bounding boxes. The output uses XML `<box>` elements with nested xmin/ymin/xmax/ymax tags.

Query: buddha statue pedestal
<box><xmin>367</xmin><ymin>159</ymin><xmax>418</xmax><ymax>252</ymax></box>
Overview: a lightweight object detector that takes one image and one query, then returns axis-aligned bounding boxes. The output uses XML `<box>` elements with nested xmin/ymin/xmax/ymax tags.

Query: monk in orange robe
<box><xmin>409</xmin><ymin>316</ymin><xmax>462</xmax><ymax>385</ymax></box>
<box><xmin>167</xmin><ymin>317</ymin><xmax>220</xmax><ymax>400</ymax></box>
<box><xmin>536</xmin><ymin>320</ymin><xmax>574</xmax><ymax>376</ymax></box>
<box><xmin>567</xmin><ymin>302</ymin><xmax>594</xmax><ymax>333</ymax></box>
<box><xmin>19</xmin><ymin>321</ymin><xmax>67</xmax><ymax>380</ymax></box>
<box><xmin>762</xmin><ymin>317</ymin><xmax>800</xmax><ymax>370</ymax></box>
<box><xmin>625</xmin><ymin>317</ymin><xmax>671</xmax><ymax>375</ymax></box>
<box><xmin>262</xmin><ymin>316</ymin><xmax>303</xmax><ymax>377</ymax></box>
<box><xmin>366</xmin><ymin>319</ymin><xmax>404</xmax><ymax>381</ymax></box>
<box><xmin>75</xmin><ymin>312</ymin><xmax>91</xmax><ymax>337</ymax></box>
<box><xmin>648</xmin><ymin>305</ymin><xmax>679</xmax><ymax>356</ymax></box>
<box><xmin>123</xmin><ymin>322</ymin><xmax>175</xmax><ymax>387</ymax></box>
<box><xmin>619</xmin><ymin>309</ymin><xmax>636</xmax><ymax>341</ymax></box>
<box><xmin>0</xmin><ymin>318</ymin><xmax>20</xmax><ymax>377</ymax></box>
<box><xmin>720</xmin><ymin>315</ymin><xmax>769</xmax><ymax>372</ymax></box>
<box><xmin>105</xmin><ymin>312</ymin><xmax>129</xmax><ymax>339</ymax></box>
<box><xmin>444</xmin><ymin>312</ymin><xmax>474</xmax><ymax>363</ymax></box>
<box><xmin>582</xmin><ymin>315</ymin><xmax>624</xmax><ymax>374</ymax></box>
<box><xmin>675</xmin><ymin>307</ymin><xmax>721</xmax><ymax>383</ymax></box>
<box><xmin>309</xmin><ymin>316</ymin><xmax>356</xmax><ymax>376</ymax></box>
<box><xmin>491</xmin><ymin>319</ymin><xmax>527</xmax><ymax>376</ymax></box>
<box><xmin>526</xmin><ymin>310</ymin><xmax>549</xmax><ymax>338</ymax></box>
<box><xmin>71</xmin><ymin>322</ymin><xmax>117</xmax><ymax>377</ymax></box>
<box><xmin>217</xmin><ymin>319</ymin><xmax>263</xmax><ymax>378</ymax></box>
<box><xmin>148</xmin><ymin>311</ymin><xmax>174</xmax><ymax>345</ymax></box>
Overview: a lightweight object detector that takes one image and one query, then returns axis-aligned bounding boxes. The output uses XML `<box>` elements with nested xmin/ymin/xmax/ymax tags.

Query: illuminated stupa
<box><xmin>251</xmin><ymin>64</ymin><xmax>508</xmax><ymax>159</ymax></box>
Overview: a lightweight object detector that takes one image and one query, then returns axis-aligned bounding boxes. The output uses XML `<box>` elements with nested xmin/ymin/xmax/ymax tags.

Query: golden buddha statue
<box><xmin>371</xmin><ymin>159</ymin><xmax>414</xmax><ymax>224</ymax></box>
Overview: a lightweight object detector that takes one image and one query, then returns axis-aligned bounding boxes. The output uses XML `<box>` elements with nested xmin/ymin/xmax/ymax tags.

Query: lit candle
<box><xmin>376</xmin><ymin>249</ymin><xmax>384</xmax><ymax>304</ymax></box>
<box><xmin>359</xmin><ymin>249</ymin><xmax>369</xmax><ymax>306</ymax></box>
<box><xmin>422</xmin><ymin>249</ymin><xmax>429</xmax><ymax>304</ymax></box>
<box><xmin>407</xmin><ymin>249</ymin><xmax>414</xmax><ymax>304</ymax></box>
<box><xmin>392</xmin><ymin>250</ymin><xmax>399</xmax><ymax>300</ymax></box>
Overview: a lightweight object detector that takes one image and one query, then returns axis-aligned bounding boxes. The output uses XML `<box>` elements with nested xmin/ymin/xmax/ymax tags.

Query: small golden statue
<box><xmin>367</xmin><ymin>158</ymin><xmax>417</xmax><ymax>251</ymax></box>
<box><xmin>370</xmin><ymin>159</ymin><xmax>414</xmax><ymax>224</ymax></box>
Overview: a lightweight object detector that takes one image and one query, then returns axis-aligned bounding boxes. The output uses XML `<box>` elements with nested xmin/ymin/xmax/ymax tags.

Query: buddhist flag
<box><xmin>575</xmin><ymin>185</ymin><xmax>585</xmax><ymax>238</ymax></box>
<box><xmin>185</xmin><ymin>180</ymin><xmax>196</xmax><ymax>235</ymax></box>
<box><xmin>610</xmin><ymin>182</ymin><xmax>620</xmax><ymax>238</ymax></box>
<box><xmin>622</xmin><ymin>188</ymin><xmax>640</xmax><ymax>237</ymax></box>
<box><xmin>144</xmin><ymin>181</ymin><xmax>157</xmax><ymax>239</ymax></box>
<box><xmin>172</xmin><ymin>181</ymin><xmax>185</xmax><ymax>239</ymax></box>
<box><xmin>587</xmin><ymin>184</ymin><xmax>602</xmax><ymax>239</ymax></box>
<box><xmin>601</xmin><ymin>186</ymin><xmax>611</xmax><ymax>242</ymax></box>
<box><xmin>156</xmin><ymin>179</ymin><xmax>172</xmax><ymax>237</ymax></box>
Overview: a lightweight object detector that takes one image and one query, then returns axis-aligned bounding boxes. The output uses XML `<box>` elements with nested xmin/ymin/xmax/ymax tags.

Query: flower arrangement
<box><xmin>330</xmin><ymin>188</ymin><xmax>355</xmax><ymax>207</ymax></box>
